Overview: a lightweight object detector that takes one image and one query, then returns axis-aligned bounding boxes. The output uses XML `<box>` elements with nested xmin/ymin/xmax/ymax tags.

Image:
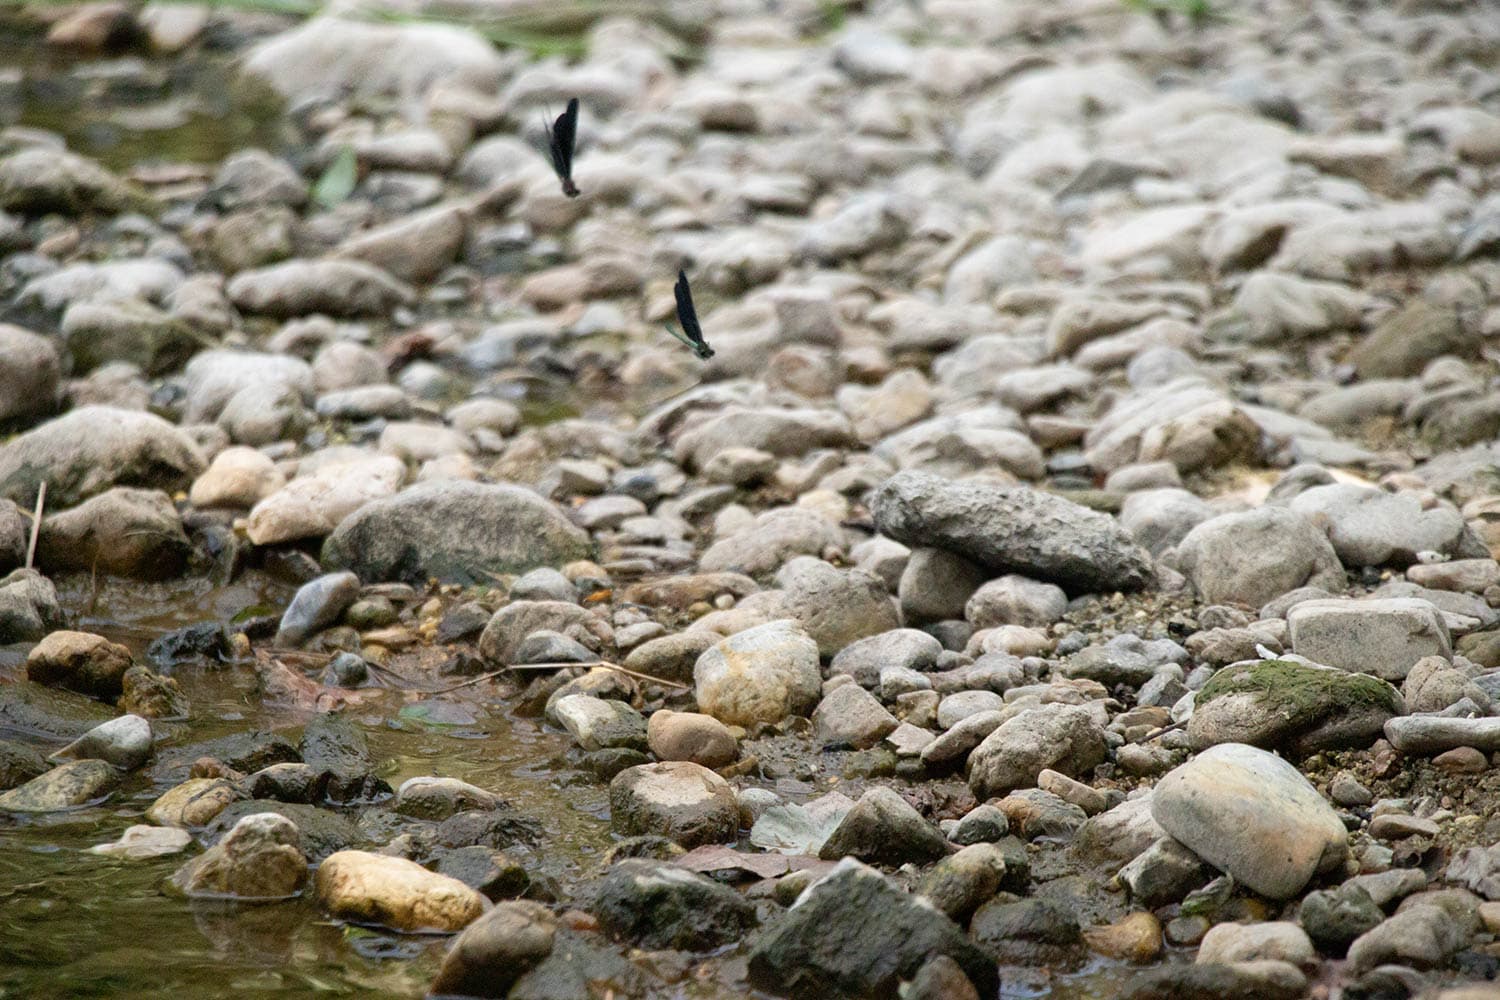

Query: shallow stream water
<box><xmin>1</xmin><ymin>571</ymin><xmax>617</xmax><ymax>999</ymax></box>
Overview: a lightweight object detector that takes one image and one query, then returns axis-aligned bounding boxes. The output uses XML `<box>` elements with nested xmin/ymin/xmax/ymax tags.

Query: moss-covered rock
<box><xmin>1187</xmin><ymin>659</ymin><xmax>1402</xmax><ymax>756</ymax></box>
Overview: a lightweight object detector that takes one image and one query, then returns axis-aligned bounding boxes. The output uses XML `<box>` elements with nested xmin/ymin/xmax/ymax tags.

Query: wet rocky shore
<box><xmin>3</xmin><ymin>0</ymin><xmax>1500</xmax><ymax>997</ymax></box>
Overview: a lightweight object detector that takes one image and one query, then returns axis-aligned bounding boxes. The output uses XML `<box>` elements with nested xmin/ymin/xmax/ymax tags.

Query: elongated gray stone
<box><xmin>871</xmin><ymin>471</ymin><xmax>1154</xmax><ymax>594</ymax></box>
<box><xmin>1383</xmin><ymin>716</ymin><xmax>1500</xmax><ymax>754</ymax></box>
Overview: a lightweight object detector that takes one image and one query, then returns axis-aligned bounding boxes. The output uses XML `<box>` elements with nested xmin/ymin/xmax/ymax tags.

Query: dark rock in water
<box><xmin>0</xmin><ymin>569</ymin><xmax>67</xmax><ymax>644</ymax></box>
<box><xmin>871</xmin><ymin>471</ymin><xmax>1154</xmax><ymax>594</ymax></box>
<box><xmin>246</xmin><ymin>762</ymin><xmax>322</xmax><ymax>803</ymax></box>
<box><xmin>746</xmin><ymin>858</ymin><xmax>998</xmax><ymax>999</ymax></box>
<box><xmin>0</xmin><ymin>738</ymin><xmax>49</xmax><ymax>790</ymax></box>
<box><xmin>204</xmin><ymin>799</ymin><xmax>359</xmax><ymax>863</ymax></box>
<box><xmin>429</xmin><ymin>900</ymin><xmax>558</xmax><ymax>999</ymax></box>
<box><xmin>969</xmin><ymin>897</ymin><xmax>1085</xmax><ymax>968</ymax></box>
<box><xmin>321</xmin><ymin>481</ymin><xmax>591</xmax><ymax>585</ymax></box>
<box><xmin>1299</xmin><ymin>882</ymin><xmax>1384</xmax><ymax>954</ymax></box>
<box><xmin>323</xmin><ymin>651</ymin><xmax>369</xmax><ymax>687</ymax></box>
<box><xmin>582</xmin><ymin>747</ymin><xmax>650</xmax><ymax>782</ymax></box>
<box><xmin>904</xmin><ymin>955</ymin><xmax>981</xmax><ymax>1000</ymax></box>
<box><xmin>587</xmin><ymin>858</ymin><xmax>756</xmax><ymax>951</ymax></box>
<box><xmin>0</xmin><ymin>680</ymin><xmax>115</xmax><ymax>741</ymax></box>
<box><xmin>432</xmin><ymin>845</ymin><xmax>530</xmax><ymax>901</ymax></box>
<box><xmin>506</xmin><ymin>928</ymin><xmax>651</xmax><ymax>1000</ymax></box>
<box><xmin>1119</xmin><ymin>962</ymin><xmax>1306</xmax><ymax>1000</ymax></box>
<box><xmin>153</xmin><ymin>730</ymin><xmax>300</xmax><ymax>784</ymax></box>
<box><xmin>275</xmin><ymin>571</ymin><xmax>361</xmax><ymax>647</ymax></box>
<box><xmin>146</xmin><ymin>621</ymin><xmax>229</xmax><ymax>668</ymax></box>
<box><xmin>299</xmin><ymin>713</ymin><xmax>390</xmax><ymax>804</ymax></box>
<box><xmin>436</xmin><ymin>807</ymin><xmax>543</xmax><ymax>851</ymax></box>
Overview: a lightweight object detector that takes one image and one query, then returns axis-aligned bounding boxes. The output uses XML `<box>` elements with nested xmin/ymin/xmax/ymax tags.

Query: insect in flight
<box><xmin>663</xmin><ymin>269</ymin><xmax>715</xmax><ymax>360</ymax></box>
<box><xmin>544</xmin><ymin>97</ymin><xmax>581</xmax><ymax>198</ymax></box>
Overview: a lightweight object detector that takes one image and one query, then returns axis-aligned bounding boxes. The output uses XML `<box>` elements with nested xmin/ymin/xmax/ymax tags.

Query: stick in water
<box><xmin>24</xmin><ymin>482</ymin><xmax>45</xmax><ymax>571</ymax></box>
<box><xmin>434</xmin><ymin>660</ymin><xmax>689</xmax><ymax>694</ymax></box>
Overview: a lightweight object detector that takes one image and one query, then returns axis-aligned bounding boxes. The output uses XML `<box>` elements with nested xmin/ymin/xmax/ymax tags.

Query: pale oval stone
<box><xmin>1151</xmin><ymin>743</ymin><xmax>1347</xmax><ymax>900</ymax></box>
<box><xmin>146</xmin><ymin>777</ymin><xmax>240</xmax><ymax>827</ymax></box>
<box><xmin>315</xmin><ymin>849</ymin><xmax>488</xmax><ymax>932</ymax></box>
<box><xmin>189</xmin><ymin>445</ymin><xmax>286</xmax><ymax>509</ymax></box>
<box><xmin>245</xmin><ymin>454</ymin><xmax>406</xmax><ymax>545</ymax></box>
<box><xmin>90</xmin><ymin>823</ymin><xmax>192</xmax><ymax>859</ymax></box>
<box><xmin>608</xmin><ymin>761</ymin><xmax>739</xmax><ymax>848</ymax></box>
<box><xmin>693</xmin><ymin>619</ymin><xmax>822</xmax><ymax>727</ymax></box>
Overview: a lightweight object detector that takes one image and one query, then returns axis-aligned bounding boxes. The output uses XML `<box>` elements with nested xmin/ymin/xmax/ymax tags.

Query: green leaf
<box><xmin>312</xmin><ymin>145</ymin><xmax>358</xmax><ymax>210</ymax></box>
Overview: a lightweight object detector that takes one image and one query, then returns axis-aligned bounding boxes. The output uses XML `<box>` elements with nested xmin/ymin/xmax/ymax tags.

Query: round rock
<box><xmin>693</xmin><ymin>619</ymin><xmax>821</xmax><ymax>727</ymax></box>
<box><xmin>1151</xmin><ymin>743</ymin><xmax>1348</xmax><ymax>900</ymax></box>
<box><xmin>608</xmin><ymin>761</ymin><xmax>739</xmax><ymax>848</ymax></box>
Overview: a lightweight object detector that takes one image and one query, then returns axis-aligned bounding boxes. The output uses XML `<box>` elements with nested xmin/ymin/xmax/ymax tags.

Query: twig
<box><xmin>24</xmin><ymin>482</ymin><xmax>44</xmax><ymax>570</ymax></box>
<box><xmin>432</xmin><ymin>659</ymin><xmax>689</xmax><ymax>694</ymax></box>
<box><xmin>1141</xmin><ymin>720</ymin><xmax>1188</xmax><ymax>742</ymax></box>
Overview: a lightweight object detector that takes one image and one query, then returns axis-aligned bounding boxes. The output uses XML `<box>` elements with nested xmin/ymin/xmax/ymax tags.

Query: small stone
<box><xmin>1151</xmin><ymin>743</ymin><xmax>1348</xmax><ymax>900</ymax></box>
<box><xmin>646</xmin><ymin>710</ymin><xmax>737</xmax><ymax>769</ymax></box>
<box><xmin>1329</xmin><ymin>773</ymin><xmax>1374</xmax><ymax>807</ymax></box>
<box><xmin>89</xmin><ymin>823</ymin><xmax>192</xmax><ymax>860</ymax></box>
<box><xmin>1083</xmin><ymin>911</ymin><xmax>1163</xmax><ymax>964</ymax></box>
<box><xmin>818</xmin><ymin>786</ymin><xmax>951</xmax><ymax>865</ymax></box>
<box><xmin>429</xmin><ymin>900</ymin><xmax>557</xmax><ymax>998</ymax></box>
<box><xmin>1299</xmin><ymin>883</ymin><xmax>1383</xmax><ymax>953</ymax></box>
<box><xmin>693</xmin><ymin>620</ymin><xmax>822</xmax><ymax>727</ymax></box>
<box><xmin>587</xmin><ymin>859</ymin><xmax>756</xmax><ymax>951</ymax></box>
<box><xmin>171</xmin><ymin>812</ymin><xmax>308</xmax><ymax>899</ymax></box>
<box><xmin>146</xmin><ymin>777</ymin><xmax>240</xmax><ymax>827</ymax></box>
<box><xmin>812</xmin><ymin>682</ymin><xmax>899</xmax><ymax>749</ymax></box>
<box><xmin>0</xmin><ymin>759</ymin><xmax>120</xmax><ymax>812</ymax></box>
<box><xmin>1368</xmin><ymin>813</ymin><xmax>1440</xmax><ymax>841</ymax></box>
<box><xmin>315</xmin><ymin>849</ymin><xmax>484</xmax><ymax>931</ymax></box>
<box><xmin>916</xmin><ymin>842</ymin><xmax>1007</xmax><ymax>922</ymax></box>
<box><xmin>1433</xmin><ymin>746</ymin><xmax>1488</xmax><ymax>773</ymax></box>
<box><xmin>26</xmin><ymin>630</ymin><xmax>134</xmax><ymax>701</ymax></box>
<box><xmin>1289</xmin><ymin>598</ymin><xmax>1452</xmax><ymax>682</ymax></box>
<box><xmin>747</xmin><ymin>858</ymin><xmax>997</xmax><ymax>998</ymax></box>
<box><xmin>393</xmin><ymin>776</ymin><xmax>499</xmax><ymax>821</ymax></box>
<box><xmin>1197</xmin><ymin>920</ymin><xmax>1314</xmax><ymax>966</ymax></box>
<box><xmin>608</xmin><ymin>762</ymin><xmax>738</xmax><ymax>848</ymax></box>
<box><xmin>50</xmin><ymin>714</ymin><xmax>151</xmax><ymax>770</ymax></box>
<box><xmin>967</xmin><ymin>704</ymin><xmax>1107</xmax><ymax>799</ymax></box>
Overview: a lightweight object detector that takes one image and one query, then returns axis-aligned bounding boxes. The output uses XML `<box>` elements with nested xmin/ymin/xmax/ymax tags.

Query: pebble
<box><xmin>1151</xmin><ymin>743</ymin><xmax>1348</xmax><ymax>900</ymax></box>
<box><xmin>1288</xmin><ymin>598</ymin><xmax>1452</xmax><ymax>681</ymax></box>
<box><xmin>0</xmin><ymin>758</ymin><xmax>120</xmax><ymax>812</ymax></box>
<box><xmin>170</xmin><ymin>812</ymin><xmax>308</xmax><ymax>899</ymax></box>
<box><xmin>646</xmin><ymin>710</ymin><xmax>737</xmax><ymax>769</ymax></box>
<box><xmin>692</xmin><ymin>619</ymin><xmax>821</xmax><ymax>728</ymax></box>
<box><xmin>314</xmin><ymin>849</ymin><xmax>484</xmax><ymax>931</ymax></box>
<box><xmin>89</xmin><ymin>824</ymin><xmax>193</xmax><ymax>860</ymax></box>
<box><xmin>608</xmin><ymin>762</ymin><xmax>738</xmax><ymax>848</ymax></box>
<box><xmin>967</xmin><ymin>704</ymin><xmax>1108</xmax><ymax>799</ymax></box>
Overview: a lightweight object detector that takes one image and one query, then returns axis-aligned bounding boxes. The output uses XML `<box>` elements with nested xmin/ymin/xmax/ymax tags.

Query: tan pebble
<box><xmin>1084</xmin><ymin>912</ymin><xmax>1163</xmax><ymax>963</ymax></box>
<box><xmin>1433</xmin><ymin>746</ymin><xmax>1488</xmax><ymax>773</ymax></box>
